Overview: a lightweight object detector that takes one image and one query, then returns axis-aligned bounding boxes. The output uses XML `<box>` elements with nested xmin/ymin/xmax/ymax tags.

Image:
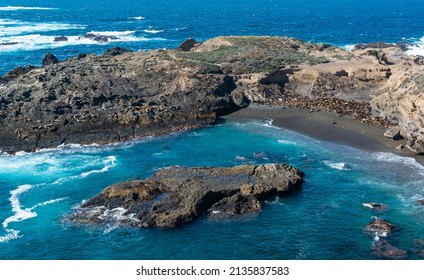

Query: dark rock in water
<box><xmin>208</xmin><ymin>193</ymin><xmax>261</xmax><ymax>218</ymax></box>
<box><xmin>68</xmin><ymin>164</ymin><xmax>304</xmax><ymax>228</ymax></box>
<box><xmin>362</xmin><ymin>202</ymin><xmax>388</xmax><ymax>210</ymax></box>
<box><xmin>412</xmin><ymin>239</ymin><xmax>424</xmax><ymax>258</ymax></box>
<box><xmin>102</xmin><ymin>47</ymin><xmax>132</xmax><ymax>57</ymax></box>
<box><xmin>0</xmin><ymin>42</ymin><xmax>19</xmax><ymax>46</ymax></box>
<box><xmin>82</xmin><ymin>33</ymin><xmax>119</xmax><ymax>42</ymax></box>
<box><xmin>42</xmin><ymin>53</ymin><xmax>60</xmax><ymax>66</ymax></box>
<box><xmin>178</xmin><ymin>38</ymin><xmax>200</xmax><ymax>51</ymax></box>
<box><xmin>54</xmin><ymin>36</ymin><xmax>68</xmax><ymax>42</ymax></box>
<box><xmin>372</xmin><ymin>240</ymin><xmax>408</xmax><ymax>259</ymax></box>
<box><xmin>364</xmin><ymin>217</ymin><xmax>398</xmax><ymax>236</ymax></box>
<box><xmin>417</xmin><ymin>200</ymin><xmax>424</xmax><ymax>205</ymax></box>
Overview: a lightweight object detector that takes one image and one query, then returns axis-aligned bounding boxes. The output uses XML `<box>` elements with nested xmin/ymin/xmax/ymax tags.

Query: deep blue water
<box><xmin>1</xmin><ymin>0</ymin><xmax>424</xmax><ymax>260</ymax></box>
<box><xmin>0</xmin><ymin>119</ymin><xmax>423</xmax><ymax>259</ymax></box>
<box><xmin>1</xmin><ymin>0</ymin><xmax>424</xmax><ymax>74</ymax></box>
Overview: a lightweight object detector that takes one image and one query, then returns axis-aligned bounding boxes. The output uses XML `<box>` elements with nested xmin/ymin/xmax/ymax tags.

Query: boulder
<box><xmin>372</xmin><ymin>240</ymin><xmax>408</xmax><ymax>259</ymax></box>
<box><xmin>178</xmin><ymin>38</ymin><xmax>200</xmax><ymax>51</ymax></box>
<box><xmin>102</xmin><ymin>47</ymin><xmax>132</xmax><ymax>56</ymax></box>
<box><xmin>384</xmin><ymin>126</ymin><xmax>402</xmax><ymax>140</ymax></box>
<box><xmin>68</xmin><ymin>164</ymin><xmax>304</xmax><ymax>228</ymax></box>
<box><xmin>364</xmin><ymin>217</ymin><xmax>398</xmax><ymax>236</ymax></box>
<box><xmin>362</xmin><ymin>202</ymin><xmax>388</xmax><ymax>210</ymax></box>
<box><xmin>208</xmin><ymin>193</ymin><xmax>261</xmax><ymax>218</ymax></box>
<box><xmin>54</xmin><ymin>36</ymin><xmax>68</xmax><ymax>42</ymax></box>
<box><xmin>42</xmin><ymin>53</ymin><xmax>60</xmax><ymax>66</ymax></box>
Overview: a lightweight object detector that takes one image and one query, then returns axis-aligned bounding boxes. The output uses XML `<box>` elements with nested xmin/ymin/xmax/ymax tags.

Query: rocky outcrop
<box><xmin>68</xmin><ymin>164</ymin><xmax>304</xmax><ymax>228</ymax></box>
<box><xmin>372</xmin><ymin>240</ymin><xmax>408</xmax><ymax>259</ymax></box>
<box><xmin>364</xmin><ymin>217</ymin><xmax>398</xmax><ymax>236</ymax></box>
<box><xmin>42</xmin><ymin>53</ymin><xmax>60</xmax><ymax>66</ymax></box>
<box><xmin>1</xmin><ymin>36</ymin><xmax>424</xmax><ymax>154</ymax></box>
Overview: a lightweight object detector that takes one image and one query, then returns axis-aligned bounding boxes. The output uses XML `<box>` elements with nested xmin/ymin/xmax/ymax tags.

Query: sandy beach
<box><xmin>224</xmin><ymin>104</ymin><xmax>424</xmax><ymax>166</ymax></box>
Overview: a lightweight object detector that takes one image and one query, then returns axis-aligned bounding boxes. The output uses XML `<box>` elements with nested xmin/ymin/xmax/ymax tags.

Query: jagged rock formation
<box><xmin>68</xmin><ymin>163</ymin><xmax>304</xmax><ymax>228</ymax></box>
<box><xmin>1</xmin><ymin>36</ymin><xmax>423</xmax><ymax>154</ymax></box>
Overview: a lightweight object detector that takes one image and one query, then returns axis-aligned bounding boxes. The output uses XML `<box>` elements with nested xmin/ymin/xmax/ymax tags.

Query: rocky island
<box><xmin>69</xmin><ymin>164</ymin><xmax>304</xmax><ymax>228</ymax></box>
<box><xmin>1</xmin><ymin>36</ymin><xmax>424</xmax><ymax>156</ymax></box>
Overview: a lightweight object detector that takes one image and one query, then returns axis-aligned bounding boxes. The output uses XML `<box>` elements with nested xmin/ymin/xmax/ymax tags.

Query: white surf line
<box><xmin>0</xmin><ymin>183</ymin><xmax>67</xmax><ymax>243</ymax></box>
<box><xmin>0</xmin><ymin>6</ymin><xmax>57</xmax><ymax>11</ymax></box>
<box><xmin>52</xmin><ymin>155</ymin><xmax>117</xmax><ymax>185</ymax></box>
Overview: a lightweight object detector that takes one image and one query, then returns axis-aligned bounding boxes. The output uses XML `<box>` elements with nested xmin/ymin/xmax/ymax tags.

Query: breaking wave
<box><xmin>323</xmin><ymin>160</ymin><xmax>351</xmax><ymax>170</ymax></box>
<box><xmin>0</xmin><ymin>6</ymin><xmax>57</xmax><ymax>11</ymax></box>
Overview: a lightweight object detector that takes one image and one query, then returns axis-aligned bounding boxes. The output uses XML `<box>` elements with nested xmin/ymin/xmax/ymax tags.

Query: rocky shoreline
<box><xmin>1</xmin><ymin>36</ymin><xmax>423</xmax><ymax>156</ymax></box>
<box><xmin>68</xmin><ymin>164</ymin><xmax>304</xmax><ymax>228</ymax></box>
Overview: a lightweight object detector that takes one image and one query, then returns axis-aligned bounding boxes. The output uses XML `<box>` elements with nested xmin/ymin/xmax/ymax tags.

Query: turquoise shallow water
<box><xmin>1</xmin><ymin>0</ymin><xmax>424</xmax><ymax>260</ymax></box>
<box><xmin>0</xmin><ymin>119</ymin><xmax>423</xmax><ymax>259</ymax></box>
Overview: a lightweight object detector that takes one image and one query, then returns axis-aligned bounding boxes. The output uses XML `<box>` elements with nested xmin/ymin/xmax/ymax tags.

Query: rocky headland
<box><xmin>68</xmin><ymin>164</ymin><xmax>304</xmax><ymax>228</ymax></box>
<box><xmin>1</xmin><ymin>36</ymin><xmax>424</xmax><ymax>155</ymax></box>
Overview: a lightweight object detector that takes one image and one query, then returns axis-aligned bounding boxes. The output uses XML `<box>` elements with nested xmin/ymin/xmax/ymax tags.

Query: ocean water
<box><xmin>1</xmin><ymin>0</ymin><xmax>424</xmax><ymax>74</ymax></box>
<box><xmin>0</xmin><ymin>120</ymin><xmax>424</xmax><ymax>259</ymax></box>
<box><xmin>1</xmin><ymin>0</ymin><xmax>424</xmax><ymax>260</ymax></box>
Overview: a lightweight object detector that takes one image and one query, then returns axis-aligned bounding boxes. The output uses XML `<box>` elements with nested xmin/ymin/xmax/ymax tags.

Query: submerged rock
<box><xmin>68</xmin><ymin>164</ymin><xmax>304</xmax><ymax>228</ymax></box>
<box><xmin>364</xmin><ymin>217</ymin><xmax>398</xmax><ymax>236</ymax></box>
<box><xmin>362</xmin><ymin>202</ymin><xmax>388</xmax><ymax>210</ymax></box>
<box><xmin>372</xmin><ymin>240</ymin><xmax>408</xmax><ymax>259</ymax></box>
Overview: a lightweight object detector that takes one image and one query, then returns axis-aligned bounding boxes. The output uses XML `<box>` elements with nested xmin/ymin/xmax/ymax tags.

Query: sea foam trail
<box><xmin>52</xmin><ymin>155</ymin><xmax>117</xmax><ymax>185</ymax></box>
<box><xmin>0</xmin><ymin>22</ymin><xmax>85</xmax><ymax>37</ymax></box>
<box><xmin>0</xmin><ymin>33</ymin><xmax>167</xmax><ymax>52</ymax></box>
<box><xmin>0</xmin><ymin>183</ymin><xmax>66</xmax><ymax>243</ymax></box>
<box><xmin>0</xmin><ymin>6</ymin><xmax>57</xmax><ymax>11</ymax></box>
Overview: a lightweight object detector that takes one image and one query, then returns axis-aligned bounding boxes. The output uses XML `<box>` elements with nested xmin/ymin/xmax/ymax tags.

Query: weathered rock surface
<box><xmin>1</xmin><ymin>36</ymin><xmax>424</xmax><ymax>154</ymax></box>
<box><xmin>384</xmin><ymin>126</ymin><xmax>402</xmax><ymax>140</ymax></box>
<box><xmin>68</xmin><ymin>163</ymin><xmax>304</xmax><ymax>228</ymax></box>
<box><xmin>362</xmin><ymin>202</ymin><xmax>388</xmax><ymax>210</ymax></box>
<box><xmin>372</xmin><ymin>240</ymin><xmax>408</xmax><ymax>259</ymax></box>
<box><xmin>364</xmin><ymin>217</ymin><xmax>398</xmax><ymax>236</ymax></box>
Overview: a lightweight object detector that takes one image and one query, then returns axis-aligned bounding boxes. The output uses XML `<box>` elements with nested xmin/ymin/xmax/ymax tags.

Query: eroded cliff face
<box><xmin>0</xmin><ymin>36</ymin><xmax>423</xmax><ymax>153</ymax></box>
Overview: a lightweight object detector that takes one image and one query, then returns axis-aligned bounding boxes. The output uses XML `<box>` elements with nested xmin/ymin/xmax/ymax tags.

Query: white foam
<box><xmin>372</xmin><ymin>152</ymin><xmax>424</xmax><ymax>172</ymax></box>
<box><xmin>53</xmin><ymin>156</ymin><xmax>117</xmax><ymax>184</ymax></box>
<box><xmin>362</xmin><ymin>203</ymin><xmax>373</xmax><ymax>209</ymax></box>
<box><xmin>0</xmin><ymin>6</ymin><xmax>57</xmax><ymax>11</ymax></box>
<box><xmin>30</xmin><ymin>198</ymin><xmax>67</xmax><ymax>210</ymax></box>
<box><xmin>1</xmin><ymin>183</ymin><xmax>67</xmax><ymax>243</ymax></box>
<box><xmin>342</xmin><ymin>44</ymin><xmax>355</xmax><ymax>51</ymax></box>
<box><xmin>130</xmin><ymin>16</ymin><xmax>145</xmax><ymax>20</ymax></box>
<box><xmin>406</xmin><ymin>37</ymin><xmax>424</xmax><ymax>56</ymax></box>
<box><xmin>277</xmin><ymin>139</ymin><xmax>297</xmax><ymax>145</ymax></box>
<box><xmin>0</xmin><ymin>33</ymin><xmax>166</xmax><ymax>53</ymax></box>
<box><xmin>323</xmin><ymin>160</ymin><xmax>351</xmax><ymax>170</ymax></box>
<box><xmin>88</xmin><ymin>30</ymin><xmax>136</xmax><ymax>36</ymax></box>
<box><xmin>144</xmin><ymin>29</ymin><xmax>164</xmax><ymax>34</ymax></box>
<box><xmin>235</xmin><ymin>155</ymin><xmax>250</xmax><ymax>161</ymax></box>
<box><xmin>0</xmin><ymin>229</ymin><xmax>21</xmax><ymax>243</ymax></box>
<box><xmin>2</xmin><ymin>184</ymin><xmax>36</xmax><ymax>228</ymax></box>
<box><xmin>0</xmin><ymin>21</ymin><xmax>85</xmax><ymax>37</ymax></box>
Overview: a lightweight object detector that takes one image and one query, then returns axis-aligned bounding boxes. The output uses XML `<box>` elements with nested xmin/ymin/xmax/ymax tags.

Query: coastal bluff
<box><xmin>68</xmin><ymin>164</ymin><xmax>304</xmax><ymax>228</ymax></box>
<box><xmin>1</xmin><ymin>36</ymin><xmax>424</xmax><ymax>154</ymax></box>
